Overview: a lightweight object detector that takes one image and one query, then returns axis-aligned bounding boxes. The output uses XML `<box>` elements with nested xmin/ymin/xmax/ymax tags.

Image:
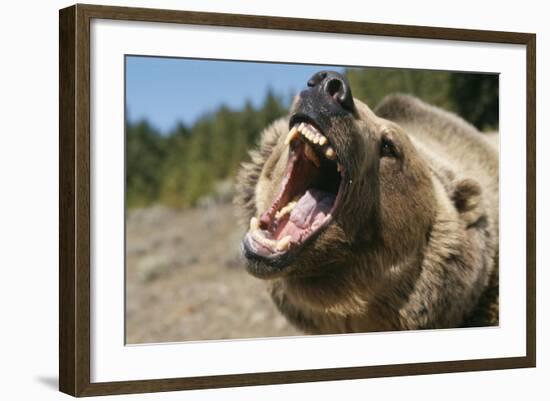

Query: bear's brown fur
<box><xmin>235</xmin><ymin>92</ymin><xmax>498</xmax><ymax>333</ymax></box>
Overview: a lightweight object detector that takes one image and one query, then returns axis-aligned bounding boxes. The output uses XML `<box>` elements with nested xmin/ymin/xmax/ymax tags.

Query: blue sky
<box><xmin>125</xmin><ymin>56</ymin><xmax>345</xmax><ymax>133</ymax></box>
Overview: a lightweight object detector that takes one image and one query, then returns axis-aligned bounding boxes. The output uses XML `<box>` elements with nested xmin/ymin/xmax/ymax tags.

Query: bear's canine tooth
<box><xmin>319</xmin><ymin>135</ymin><xmax>328</xmax><ymax>146</ymax></box>
<box><xmin>325</xmin><ymin>147</ymin><xmax>336</xmax><ymax>160</ymax></box>
<box><xmin>284</xmin><ymin>126</ymin><xmax>299</xmax><ymax>145</ymax></box>
<box><xmin>274</xmin><ymin>208</ymin><xmax>284</xmax><ymax>219</ymax></box>
<box><xmin>274</xmin><ymin>201</ymin><xmax>297</xmax><ymax>219</ymax></box>
<box><xmin>276</xmin><ymin>235</ymin><xmax>292</xmax><ymax>251</ymax></box>
<box><xmin>250</xmin><ymin>217</ymin><xmax>260</xmax><ymax>231</ymax></box>
<box><xmin>304</xmin><ymin>143</ymin><xmax>321</xmax><ymax>167</ymax></box>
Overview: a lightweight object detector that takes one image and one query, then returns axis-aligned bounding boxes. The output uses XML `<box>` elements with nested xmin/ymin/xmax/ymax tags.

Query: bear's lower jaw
<box><xmin>245</xmin><ymin>188</ymin><xmax>334</xmax><ymax>254</ymax></box>
<box><xmin>241</xmin><ymin>235</ymin><xmax>298</xmax><ymax>279</ymax></box>
<box><xmin>241</xmin><ymin>213</ymin><xmax>333</xmax><ymax>279</ymax></box>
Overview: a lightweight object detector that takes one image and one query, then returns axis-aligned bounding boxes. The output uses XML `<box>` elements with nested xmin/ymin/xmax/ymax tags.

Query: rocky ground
<box><xmin>125</xmin><ymin>202</ymin><xmax>300</xmax><ymax>344</ymax></box>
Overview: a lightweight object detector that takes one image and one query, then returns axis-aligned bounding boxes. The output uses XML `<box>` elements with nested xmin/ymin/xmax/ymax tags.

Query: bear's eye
<box><xmin>380</xmin><ymin>137</ymin><xmax>398</xmax><ymax>158</ymax></box>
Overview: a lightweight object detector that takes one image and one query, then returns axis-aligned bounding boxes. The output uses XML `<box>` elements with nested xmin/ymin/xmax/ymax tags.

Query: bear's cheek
<box><xmin>377</xmin><ymin>166</ymin><xmax>435</xmax><ymax>257</ymax></box>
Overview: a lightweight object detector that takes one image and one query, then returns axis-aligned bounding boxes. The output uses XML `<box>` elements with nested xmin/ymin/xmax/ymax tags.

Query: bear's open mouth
<box><xmin>244</xmin><ymin>121</ymin><xmax>344</xmax><ymax>261</ymax></box>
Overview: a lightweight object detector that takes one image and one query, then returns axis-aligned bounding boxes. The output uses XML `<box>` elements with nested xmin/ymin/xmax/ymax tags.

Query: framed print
<box><xmin>59</xmin><ymin>4</ymin><xmax>536</xmax><ymax>397</ymax></box>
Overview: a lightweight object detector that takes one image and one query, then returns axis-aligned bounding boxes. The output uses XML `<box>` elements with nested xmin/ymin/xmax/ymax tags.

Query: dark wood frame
<box><xmin>59</xmin><ymin>3</ymin><xmax>536</xmax><ymax>397</ymax></box>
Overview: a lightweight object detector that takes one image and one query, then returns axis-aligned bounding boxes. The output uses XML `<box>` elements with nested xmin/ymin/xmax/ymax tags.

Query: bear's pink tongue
<box><xmin>276</xmin><ymin>189</ymin><xmax>334</xmax><ymax>241</ymax></box>
<box><xmin>290</xmin><ymin>189</ymin><xmax>334</xmax><ymax>227</ymax></box>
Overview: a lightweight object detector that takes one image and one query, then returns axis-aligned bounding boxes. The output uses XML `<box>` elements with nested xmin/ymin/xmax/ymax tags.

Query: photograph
<box><xmin>124</xmin><ymin>57</ymin><xmax>500</xmax><ymax>344</ymax></box>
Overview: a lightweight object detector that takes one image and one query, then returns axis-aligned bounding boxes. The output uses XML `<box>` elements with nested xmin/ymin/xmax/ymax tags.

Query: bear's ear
<box><xmin>451</xmin><ymin>178</ymin><xmax>484</xmax><ymax>226</ymax></box>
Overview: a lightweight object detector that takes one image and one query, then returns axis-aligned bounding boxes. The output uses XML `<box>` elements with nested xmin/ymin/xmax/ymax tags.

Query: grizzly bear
<box><xmin>235</xmin><ymin>70</ymin><xmax>499</xmax><ymax>333</ymax></box>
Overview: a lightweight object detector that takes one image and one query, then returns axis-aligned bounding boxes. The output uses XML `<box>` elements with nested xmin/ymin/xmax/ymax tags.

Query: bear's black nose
<box><xmin>289</xmin><ymin>70</ymin><xmax>355</xmax><ymax>134</ymax></box>
<box><xmin>307</xmin><ymin>70</ymin><xmax>354</xmax><ymax>113</ymax></box>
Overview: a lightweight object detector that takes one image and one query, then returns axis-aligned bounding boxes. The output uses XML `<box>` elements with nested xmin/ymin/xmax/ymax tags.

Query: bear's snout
<box><xmin>307</xmin><ymin>70</ymin><xmax>355</xmax><ymax>113</ymax></box>
<box><xmin>290</xmin><ymin>70</ymin><xmax>356</xmax><ymax>135</ymax></box>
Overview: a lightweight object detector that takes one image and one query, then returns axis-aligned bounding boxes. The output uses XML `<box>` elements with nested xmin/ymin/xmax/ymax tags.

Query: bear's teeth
<box><xmin>325</xmin><ymin>147</ymin><xmax>336</xmax><ymax>160</ymax></box>
<box><xmin>275</xmin><ymin>201</ymin><xmax>297</xmax><ymax>219</ymax></box>
<box><xmin>275</xmin><ymin>235</ymin><xmax>292</xmax><ymax>251</ymax></box>
<box><xmin>251</xmin><ymin>230</ymin><xmax>276</xmax><ymax>248</ymax></box>
<box><xmin>284</xmin><ymin>126</ymin><xmax>299</xmax><ymax>145</ymax></box>
<box><xmin>304</xmin><ymin>143</ymin><xmax>321</xmax><ymax>167</ymax></box>
<box><xmin>249</xmin><ymin>216</ymin><xmax>260</xmax><ymax>231</ymax></box>
<box><xmin>303</xmin><ymin>129</ymin><xmax>312</xmax><ymax>141</ymax></box>
<box><xmin>295</xmin><ymin>123</ymin><xmax>329</xmax><ymax>147</ymax></box>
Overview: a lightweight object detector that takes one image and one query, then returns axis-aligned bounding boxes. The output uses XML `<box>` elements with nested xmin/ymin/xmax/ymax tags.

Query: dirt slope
<box><xmin>125</xmin><ymin>204</ymin><xmax>299</xmax><ymax>344</ymax></box>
